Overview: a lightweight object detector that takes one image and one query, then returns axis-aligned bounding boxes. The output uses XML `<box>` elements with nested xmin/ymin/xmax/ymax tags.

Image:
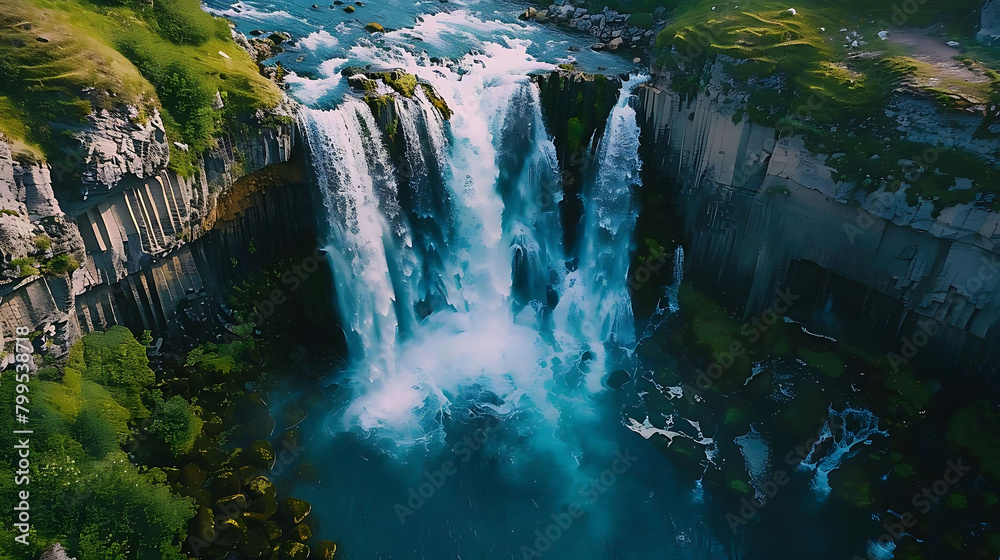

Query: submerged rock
<box><xmin>314</xmin><ymin>541</ymin><xmax>339</xmax><ymax>559</ymax></box>
<box><xmin>279</xmin><ymin>497</ymin><xmax>313</xmax><ymax>524</ymax></box>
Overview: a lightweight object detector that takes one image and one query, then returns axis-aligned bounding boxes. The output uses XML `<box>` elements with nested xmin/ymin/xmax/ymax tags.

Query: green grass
<box><xmin>0</xmin><ymin>0</ymin><xmax>281</xmax><ymax>173</ymax></box>
<box><xmin>651</xmin><ymin>0</ymin><xmax>1000</xmax><ymax>207</ymax></box>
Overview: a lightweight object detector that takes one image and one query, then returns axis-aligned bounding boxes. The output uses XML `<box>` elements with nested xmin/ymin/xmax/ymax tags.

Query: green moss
<box><xmin>566</xmin><ymin>117</ymin><xmax>586</xmax><ymax>153</ymax></box>
<box><xmin>9</xmin><ymin>257</ymin><xmax>40</xmax><ymax>277</ymax></box>
<box><xmin>42</xmin><ymin>253</ymin><xmax>79</xmax><ymax>275</ymax></box>
<box><xmin>32</xmin><ymin>235</ymin><xmax>52</xmax><ymax>251</ymax></box>
<box><xmin>418</xmin><ymin>83</ymin><xmax>452</xmax><ymax>120</ymax></box>
<box><xmin>381</xmin><ymin>71</ymin><xmax>418</xmax><ymax>98</ymax></box>
<box><xmin>728</xmin><ymin>479</ymin><xmax>751</xmax><ymax>494</ymax></box>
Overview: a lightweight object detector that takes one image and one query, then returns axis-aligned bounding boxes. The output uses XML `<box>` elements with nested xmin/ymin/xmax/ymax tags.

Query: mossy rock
<box><xmin>419</xmin><ymin>83</ymin><xmax>452</xmax><ymax>120</ymax></box>
<box><xmin>343</xmin><ymin>5</ymin><xmax>355</xmax><ymax>12</ymax></box>
<box><xmin>364</xmin><ymin>22</ymin><xmax>385</xmax><ymax>33</ymax></box>
<box><xmin>189</xmin><ymin>506</ymin><xmax>216</xmax><ymax>542</ymax></box>
<box><xmin>275</xmin><ymin>542</ymin><xmax>311</xmax><ymax>560</ymax></box>
<box><xmin>314</xmin><ymin>541</ymin><xmax>339</xmax><ymax>559</ymax></box>
<box><xmin>238</xmin><ymin>465</ymin><xmax>260</xmax><ymax>485</ymax></box>
<box><xmin>211</xmin><ymin>470</ymin><xmax>241</xmax><ymax>497</ymax></box>
<box><xmin>279</xmin><ymin>497</ymin><xmax>313</xmax><ymax>525</ymax></box>
<box><xmin>984</xmin><ymin>492</ymin><xmax>998</xmax><ymax>507</ymax></box>
<box><xmin>295</xmin><ymin>463</ymin><xmax>320</xmax><ymax>483</ymax></box>
<box><xmin>243</xmin><ymin>440</ymin><xmax>277</xmax><ymax>471</ymax></box>
<box><xmin>215</xmin><ymin>493</ymin><xmax>248</xmax><ymax>512</ymax></box>
<box><xmin>180</xmin><ymin>462</ymin><xmax>207</xmax><ymax>489</ymax></box>
<box><xmin>288</xmin><ymin>523</ymin><xmax>313</xmax><ymax>542</ymax></box>
<box><xmin>264</xmin><ymin>520</ymin><xmax>283</xmax><ymax>541</ymax></box>
<box><xmin>278</xmin><ymin>428</ymin><xmax>302</xmax><ymax>452</ymax></box>
<box><xmin>248</xmin><ymin>494</ymin><xmax>279</xmax><ymax>517</ymax></box>
<box><xmin>215</xmin><ymin>515</ymin><xmax>249</xmax><ymax>547</ymax></box>
<box><xmin>238</xmin><ymin>528</ymin><xmax>271</xmax><ymax>558</ymax></box>
<box><xmin>247</xmin><ymin>476</ymin><xmax>277</xmax><ymax>500</ymax></box>
<box><xmin>243</xmin><ymin>511</ymin><xmax>271</xmax><ymax>528</ymax></box>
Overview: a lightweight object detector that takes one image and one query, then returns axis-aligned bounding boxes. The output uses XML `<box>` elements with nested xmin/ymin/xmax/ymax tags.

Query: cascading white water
<box><xmin>300</xmin><ymin>41</ymin><xmax>647</xmax><ymax>454</ymax></box>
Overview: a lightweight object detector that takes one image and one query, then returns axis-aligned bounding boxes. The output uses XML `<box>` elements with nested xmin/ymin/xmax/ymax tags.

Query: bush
<box><xmin>81</xmin><ymin>326</ymin><xmax>157</xmax><ymax>419</ymax></box>
<box><xmin>151</xmin><ymin>396</ymin><xmax>203</xmax><ymax>456</ymax></box>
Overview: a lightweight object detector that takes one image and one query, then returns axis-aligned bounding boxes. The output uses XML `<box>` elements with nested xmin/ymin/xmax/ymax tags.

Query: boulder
<box><xmin>343</xmin><ymin>5</ymin><xmax>354</xmax><ymax>12</ymax></box>
<box><xmin>274</xmin><ymin>542</ymin><xmax>311</xmax><ymax>560</ymax></box>
<box><xmin>279</xmin><ymin>497</ymin><xmax>312</xmax><ymax>524</ymax></box>
<box><xmin>39</xmin><ymin>544</ymin><xmax>76</xmax><ymax>560</ymax></box>
<box><xmin>364</xmin><ymin>22</ymin><xmax>385</xmax><ymax>33</ymax></box>
<box><xmin>247</xmin><ymin>476</ymin><xmax>277</xmax><ymax>500</ymax></box>
<box><xmin>314</xmin><ymin>541</ymin><xmax>339</xmax><ymax>559</ymax></box>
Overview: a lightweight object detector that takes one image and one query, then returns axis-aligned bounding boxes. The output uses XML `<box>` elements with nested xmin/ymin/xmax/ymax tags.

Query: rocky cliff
<box><xmin>0</xmin><ymin>98</ymin><xmax>302</xmax><ymax>363</ymax></box>
<box><xmin>637</xmin><ymin>55</ymin><xmax>1000</xmax><ymax>378</ymax></box>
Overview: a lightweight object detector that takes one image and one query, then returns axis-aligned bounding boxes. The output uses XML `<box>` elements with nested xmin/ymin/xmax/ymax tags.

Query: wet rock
<box><xmin>314</xmin><ymin>541</ymin><xmax>339</xmax><ymax>559</ymax></box>
<box><xmin>211</xmin><ymin>470</ymin><xmax>241</xmax><ymax>497</ymax></box>
<box><xmin>180</xmin><ymin>462</ymin><xmax>207</xmax><ymax>489</ymax></box>
<box><xmin>264</xmin><ymin>520</ymin><xmax>283</xmax><ymax>541</ymax></box>
<box><xmin>247</xmin><ymin>476</ymin><xmax>277</xmax><ymax>500</ymax></box>
<box><xmin>248</xmin><ymin>494</ymin><xmax>279</xmax><ymax>517</ymax></box>
<box><xmin>364</xmin><ymin>22</ymin><xmax>385</xmax><ymax>33</ymax></box>
<box><xmin>237</xmin><ymin>465</ymin><xmax>260</xmax><ymax>485</ymax></box>
<box><xmin>243</xmin><ymin>440</ymin><xmax>276</xmax><ymax>470</ymax></box>
<box><xmin>294</xmin><ymin>463</ymin><xmax>320</xmax><ymax>483</ymax></box>
<box><xmin>278</xmin><ymin>428</ymin><xmax>302</xmax><ymax>452</ymax></box>
<box><xmin>343</xmin><ymin>5</ymin><xmax>354</xmax><ymax>12</ymax></box>
<box><xmin>606</xmin><ymin>369</ymin><xmax>631</xmax><ymax>389</ymax></box>
<box><xmin>243</xmin><ymin>511</ymin><xmax>271</xmax><ymax>527</ymax></box>
<box><xmin>215</xmin><ymin>493</ymin><xmax>248</xmax><ymax>512</ymax></box>
<box><xmin>189</xmin><ymin>506</ymin><xmax>216</xmax><ymax>542</ymax></box>
<box><xmin>279</xmin><ymin>497</ymin><xmax>312</xmax><ymax>524</ymax></box>
<box><xmin>214</xmin><ymin>515</ymin><xmax>248</xmax><ymax>547</ymax></box>
<box><xmin>239</xmin><ymin>529</ymin><xmax>271</xmax><ymax>558</ymax></box>
<box><xmin>274</xmin><ymin>542</ymin><xmax>311</xmax><ymax>560</ymax></box>
<box><xmin>288</xmin><ymin>522</ymin><xmax>313</xmax><ymax>542</ymax></box>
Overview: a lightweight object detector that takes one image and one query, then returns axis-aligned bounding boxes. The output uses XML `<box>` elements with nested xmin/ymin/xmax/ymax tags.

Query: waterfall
<box><xmin>300</xmin><ymin>42</ymin><xmax>646</xmax><ymax>451</ymax></box>
<box><xmin>556</xmin><ymin>76</ymin><xmax>646</xmax><ymax>349</ymax></box>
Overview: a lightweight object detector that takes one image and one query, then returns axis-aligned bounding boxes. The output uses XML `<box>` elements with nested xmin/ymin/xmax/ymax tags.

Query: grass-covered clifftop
<box><xmin>643</xmin><ymin>0</ymin><xmax>1000</xmax><ymax>207</ymax></box>
<box><xmin>0</xmin><ymin>0</ymin><xmax>282</xmax><ymax>174</ymax></box>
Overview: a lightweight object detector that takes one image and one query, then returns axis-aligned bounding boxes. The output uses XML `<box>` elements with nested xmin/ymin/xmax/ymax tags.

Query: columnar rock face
<box><xmin>0</xmin><ymin>100</ymin><xmax>299</xmax><ymax>359</ymax></box>
<box><xmin>637</xmin><ymin>59</ymin><xmax>1000</xmax><ymax>376</ymax></box>
<box><xmin>979</xmin><ymin>0</ymin><xmax>1000</xmax><ymax>45</ymax></box>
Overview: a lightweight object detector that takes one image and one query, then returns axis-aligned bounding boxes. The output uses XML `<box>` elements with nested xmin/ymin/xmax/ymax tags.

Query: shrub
<box><xmin>150</xmin><ymin>396</ymin><xmax>203</xmax><ymax>456</ymax></box>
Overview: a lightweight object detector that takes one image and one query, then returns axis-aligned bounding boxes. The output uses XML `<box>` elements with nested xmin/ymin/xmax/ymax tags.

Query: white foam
<box><xmin>298</xmin><ymin>29</ymin><xmax>339</xmax><ymax>51</ymax></box>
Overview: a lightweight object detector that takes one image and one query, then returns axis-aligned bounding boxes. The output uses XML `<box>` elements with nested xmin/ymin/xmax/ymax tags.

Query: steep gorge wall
<box><xmin>0</xmin><ymin>100</ymin><xmax>307</xmax><ymax>360</ymax></box>
<box><xmin>637</xmin><ymin>59</ymin><xmax>1000</xmax><ymax>379</ymax></box>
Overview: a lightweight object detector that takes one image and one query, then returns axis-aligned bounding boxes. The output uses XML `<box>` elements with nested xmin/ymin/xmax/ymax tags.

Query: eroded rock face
<box><xmin>74</xmin><ymin>105</ymin><xmax>171</xmax><ymax>195</ymax></box>
<box><xmin>979</xmin><ymin>0</ymin><xmax>1000</xmax><ymax>45</ymax></box>
<box><xmin>633</xmin><ymin>58</ymin><xmax>1000</xmax><ymax>374</ymax></box>
<box><xmin>39</xmin><ymin>543</ymin><xmax>77</xmax><ymax>560</ymax></box>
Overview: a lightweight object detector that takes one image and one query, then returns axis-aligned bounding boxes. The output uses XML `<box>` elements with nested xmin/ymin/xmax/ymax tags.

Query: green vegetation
<box><xmin>0</xmin><ymin>328</ymin><xmax>193</xmax><ymax>558</ymax></box>
<box><xmin>0</xmin><ymin>0</ymin><xmax>281</xmax><ymax>172</ymax></box>
<box><xmin>648</xmin><ymin>0</ymin><xmax>1000</xmax><ymax>208</ymax></box>
<box><xmin>9</xmin><ymin>257</ymin><xmax>40</xmax><ymax>277</ymax></box>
